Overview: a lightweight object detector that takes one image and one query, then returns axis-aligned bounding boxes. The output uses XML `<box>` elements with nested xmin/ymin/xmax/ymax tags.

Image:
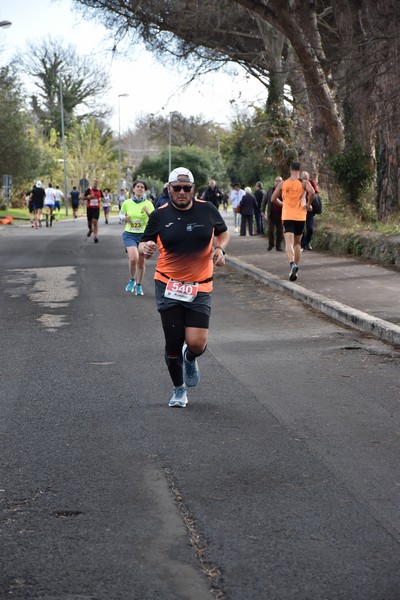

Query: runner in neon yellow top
<box><xmin>121</xmin><ymin>180</ymin><xmax>155</xmax><ymax>296</ymax></box>
<box><xmin>121</xmin><ymin>195</ymin><xmax>154</xmax><ymax>234</ymax></box>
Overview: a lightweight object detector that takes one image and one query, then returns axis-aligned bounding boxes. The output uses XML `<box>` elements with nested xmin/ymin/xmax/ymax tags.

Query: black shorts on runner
<box><xmin>87</xmin><ymin>207</ymin><xmax>100</xmax><ymax>221</ymax></box>
<box><xmin>154</xmin><ymin>280</ymin><xmax>212</xmax><ymax>320</ymax></box>
<box><xmin>283</xmin><ymin>220</ymin><xmax>305</xmax><ymax>236</ymax></box>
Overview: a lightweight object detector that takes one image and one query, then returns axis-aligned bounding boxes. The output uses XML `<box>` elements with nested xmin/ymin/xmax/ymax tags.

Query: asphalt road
<box><xmin>1</xmin><ymin>217</ymin><xmax>400</xmax><ymax>600</ymax></box>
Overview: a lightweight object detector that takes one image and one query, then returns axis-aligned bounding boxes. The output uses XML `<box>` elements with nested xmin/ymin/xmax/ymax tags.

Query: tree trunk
<box><xmin>235</xmin><ymin>0</ymin><xmax>345</xmax><ymax>154</ymax></box>
<box><xmin>376</xmin><ymin>114</ymin><xmax>400</xmax><ymax>221</ymax></box>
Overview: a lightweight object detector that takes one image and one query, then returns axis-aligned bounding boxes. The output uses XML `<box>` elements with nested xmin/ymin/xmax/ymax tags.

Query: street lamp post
<box><xmin>214</xmin><ymin>123</ymin><xmax>223</xmax><ymax>162</ymax></box>
<box><xmin>168</xmin><ymin>116</ymin><xmax>172</xmax><ymax>174</ymax></box>
<box><xmin>1</xmin><ymin>21</ymin><xmax>12</xmax><ymax>211</ymax></box>
<box><xmin>168</xmin><ymin>111</ymin><xmax>180</xmax><ymax>175</ymax></box>
<box><xmin>59</xmin><ymin>78</ymin><xmax>68</xmax><ymax>216</ymax></box>
<box><xmin>118</xmin><ymin>93</ymin><xmax>129</xmax><ymax>191</ymax></box>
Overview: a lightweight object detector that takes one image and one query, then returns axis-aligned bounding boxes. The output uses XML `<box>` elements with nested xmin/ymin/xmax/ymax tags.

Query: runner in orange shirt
<box><xmin>271</xmin><ymin>162</ymin><xmax>315</xmax><ymax>281</ymax></box>
<box><xmin>139</xmin><ymin>167</ymin><xmax>230</xmax><ymax>408</ymax></box>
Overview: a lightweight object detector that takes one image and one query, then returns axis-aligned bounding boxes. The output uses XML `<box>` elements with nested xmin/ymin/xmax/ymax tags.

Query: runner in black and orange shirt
<box><xmin>139</xmin><ymin>167</ymin><xmax>230</xmax><ymax>408</ymax></box>
<box><xmin>84</xmin><ymin>179</ymin><xmax>104</xmax><ymax>243</ymax></box>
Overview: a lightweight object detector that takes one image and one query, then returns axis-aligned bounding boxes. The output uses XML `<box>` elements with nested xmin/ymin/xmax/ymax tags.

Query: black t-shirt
<box><xmin>31</xmin><ymin>187</ymin><xmax>46</xmax><ymax>206</ymax></box>
<box><xmin>141</xmin><ymin>199</ymin><xmax>227</xmax><ymax>290</ymax></box>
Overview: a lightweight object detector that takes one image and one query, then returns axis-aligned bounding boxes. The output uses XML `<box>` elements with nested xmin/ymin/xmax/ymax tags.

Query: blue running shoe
<box><xmin>168</xmin><ymin>385</ymin><xmax>188</xmax><ymax>408</ymax></box>
<box><xmin>182</xmin><ymin>343</ymin><xmax>200</xmax><ymax>388</ymax></box>
<box><xmin>125</xmin><ymin>279</ymin><xmax>136</xmax><ymax>292</ymax></box>
<box><xmin>289</xmin><ymin>264</ymin><xmax>298</xmax><ymax>282</ymax></box>
<box><xmin>135</xmin><ymin>283</ymin><xmax>144</xmax><ymax>296</ymax></box>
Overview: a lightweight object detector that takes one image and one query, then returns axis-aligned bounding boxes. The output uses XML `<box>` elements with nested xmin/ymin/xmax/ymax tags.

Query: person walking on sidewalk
<box><xmin>84</xmin><ymin>179</ymin><xmax>104</xmax><ymax>243</ymax></box>
<box><xmin>230</xmin><ymin>182</ymin><xmax>245</xmax><ymax>232</ymax></box>
<box><xmin>300</xmin><ymin>171</ymin><xmax>319</xmax><ymax>251</ymax></box>
<box><xmin>239</xmin><ymin>187</ymin><xmax>257</xmax><ymax>236</ymax></box>
<box><xmin>139</xmin><ymin>167</ymin><xmax>230</xmax><ymax>408</ymax></box>
<box><xmin>262</xmin><ymin>176</ymin><xmax>283</xmax><ymax>251</ymax></box>
<box><xmin>254</xmin><ymin>181</ymin><xmax>264</xmax><ymax>235</ymax></box>
<box><xmin>202</xmin><ymin>179</ymin><xmax>224</xmax><ymax>209</ymax></box>
<box><xmin>120</xmin><ymin>180</ymin><xmax>154</xmax><ymax>296</ymax></box>
<box><xmin>271</xmin><ymin>162</ymin><xmax>314</xmax><ymax>281</ymax></box>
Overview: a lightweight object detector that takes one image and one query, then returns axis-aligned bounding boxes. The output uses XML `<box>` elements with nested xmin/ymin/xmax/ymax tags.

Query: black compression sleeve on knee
<box><xmin>186</xmin><ymin>345</ymin><xmax>207</xmax><ymax>361</ymax></box>
<box><xmin>161</xmin><ymin>307</ymin><xmax>186</xmax><ymax>386</ymax></box>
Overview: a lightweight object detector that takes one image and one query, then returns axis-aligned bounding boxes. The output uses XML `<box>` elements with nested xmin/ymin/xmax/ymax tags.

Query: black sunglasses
<box><xmin>170</xmin><ymin>184</ymin><xmax>193</xmax><ymax>192</ymax></box>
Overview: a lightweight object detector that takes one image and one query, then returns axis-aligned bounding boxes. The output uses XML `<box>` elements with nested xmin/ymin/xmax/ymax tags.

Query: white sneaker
<box><xmin>168</xmin><ymin>385</ymin><xmax>188</xmax><ymax>408</ymax></box>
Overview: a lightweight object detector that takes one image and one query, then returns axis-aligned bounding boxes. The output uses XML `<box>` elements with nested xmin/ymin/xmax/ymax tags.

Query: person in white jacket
<box><xmin>229</xmin><ymin>182</ymin><xmax>245</xmax><ymax>232</ymax></box>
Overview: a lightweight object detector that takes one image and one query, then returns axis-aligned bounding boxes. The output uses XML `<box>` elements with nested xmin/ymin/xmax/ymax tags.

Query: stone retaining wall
<box><xmin>312</xmin><ymin>225</ymin><xmax>400</xmax><ymax>270</ymax></box>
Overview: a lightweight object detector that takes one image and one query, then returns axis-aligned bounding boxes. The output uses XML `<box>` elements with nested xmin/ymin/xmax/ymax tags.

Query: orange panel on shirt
<box><xmin>281</xmin><ymin>179</ymin><xmax>306</xmax><ymax>222</ymax></box>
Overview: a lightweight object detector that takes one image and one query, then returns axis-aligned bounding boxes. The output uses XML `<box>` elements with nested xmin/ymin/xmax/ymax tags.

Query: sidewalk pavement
<box><xmin>223</xmin><ymin>211</ymin><xmax>400</xmax><ymax>347</ymax></box>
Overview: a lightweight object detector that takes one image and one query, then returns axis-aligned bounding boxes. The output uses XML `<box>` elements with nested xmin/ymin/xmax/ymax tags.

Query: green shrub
<box><xmin>330</xmin><ymin>144</ymin><xmax>373</xmax><ymax>209</ymax></box>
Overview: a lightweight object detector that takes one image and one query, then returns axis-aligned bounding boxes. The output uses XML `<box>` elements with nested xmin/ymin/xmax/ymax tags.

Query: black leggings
<box><xmin>160</xmin><ymin>306</ymin><xmax>209</xmax><ymax>386</ymax></box>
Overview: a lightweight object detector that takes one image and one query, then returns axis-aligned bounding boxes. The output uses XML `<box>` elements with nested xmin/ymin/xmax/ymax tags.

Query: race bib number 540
<box><xmin>164</xmin><ymin>279</ymin><xmax>199</xmax><ymax>302</ymax></box>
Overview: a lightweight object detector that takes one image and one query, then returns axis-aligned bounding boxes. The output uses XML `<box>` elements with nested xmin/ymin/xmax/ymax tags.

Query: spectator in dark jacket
<box><xmin>154</xmin><ymin>184</ymin><xmax>170</xmax><ymax>209</ymax></box>
<box><xmin>254</xmin><ymin>181</ymin><xmax>264</xmax><ymax>235</ymax></box>
<box><xmin>262</xmin><ymin>177</ymin><xmax>283</xmax><ymax>251</ymax></box>
<box><xmin>239</xmin><ymin>187</ymin><xmax>258</xmax><ymax>236</ymax></box>
<box><xmin>301</xmin><ymin>171</ymin><xmax>319</xmax><ymax>250</ymax></box>
<box><xmin>202</xmin><ymin>180</ymin><xmax>224</xmax><ymax>208</ymax></box>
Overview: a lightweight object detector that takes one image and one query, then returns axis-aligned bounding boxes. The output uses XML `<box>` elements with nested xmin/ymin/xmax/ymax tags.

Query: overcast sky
<box><xmin>1</xmin><ymin>0</ymin><xmax>267</xmax><ymax>133</ymax></box>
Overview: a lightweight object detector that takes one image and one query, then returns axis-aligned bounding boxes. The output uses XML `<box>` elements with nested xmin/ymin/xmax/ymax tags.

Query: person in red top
<box><xmin>301</xmin><ymin>171</ymin><xmax>319</xmax><ymax>251</ymax></box>
<box><xmin>84</xmin><ymin>179</ymin><xmax>103</xmax><ymax>243</ymax></box>
<box><xmin>139</xmin><ymin>167</ymin><xmax>230</xmax><ymax>408</ymax></box>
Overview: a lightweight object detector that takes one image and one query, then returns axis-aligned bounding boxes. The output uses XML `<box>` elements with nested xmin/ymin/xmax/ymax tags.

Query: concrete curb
<box><xmin>226</xmin><ymin>256</ymin><xmax>400</xmax><ymax>347</ymax></box>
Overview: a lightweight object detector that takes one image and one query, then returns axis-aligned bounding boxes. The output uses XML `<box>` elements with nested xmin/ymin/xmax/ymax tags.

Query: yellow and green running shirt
<box><xmin>121</xmin><ymin>198</ymin><xmax>154</xmax><ymax>234</ymax></box>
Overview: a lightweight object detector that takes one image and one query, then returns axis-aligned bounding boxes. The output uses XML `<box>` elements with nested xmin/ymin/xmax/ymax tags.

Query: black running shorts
<box><xmin>283</xmin><ymin>220</ymin><xmax>305</xmax><ymax>236</ymax></box>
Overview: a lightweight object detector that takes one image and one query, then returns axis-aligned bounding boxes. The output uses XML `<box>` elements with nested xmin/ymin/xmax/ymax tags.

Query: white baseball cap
<box><xmin>36</xmin><ymin>180</ymin><xmax>42</xmax><ymax>187</ymax></box>
<box><xmin>168</xmin><ymin>167</ymin><xmax>194</xmax><ymax>183</ymax></box>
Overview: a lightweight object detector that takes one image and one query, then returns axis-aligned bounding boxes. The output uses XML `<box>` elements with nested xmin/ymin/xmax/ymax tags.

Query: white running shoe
<box><xmin>168</xmin><ymin>385</ymin><xmax>188</xmax><ymax>408</ymax></box>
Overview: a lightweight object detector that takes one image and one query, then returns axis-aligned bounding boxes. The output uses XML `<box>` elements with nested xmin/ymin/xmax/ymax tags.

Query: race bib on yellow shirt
<box><xmin>129</xmin><ymin>220</ymin><xmax>143</xmax><ymax>230</ymax></box>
